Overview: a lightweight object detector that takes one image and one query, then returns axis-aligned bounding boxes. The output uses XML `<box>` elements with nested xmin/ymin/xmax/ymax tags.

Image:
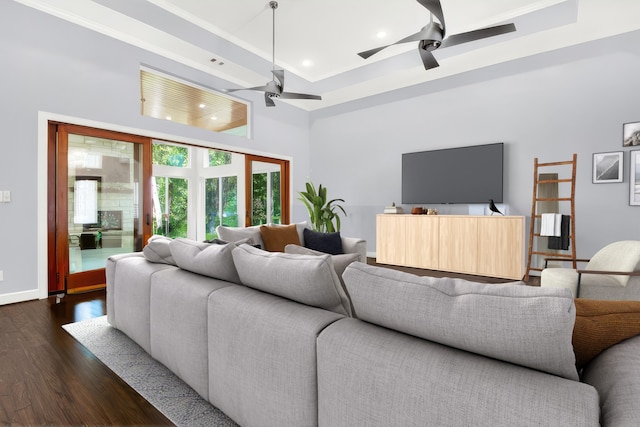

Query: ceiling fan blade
<box><xmin>226</xmin><ymin>85</ymin><xmax>270</xmax><ymax>93</ymax></box>
<box><xmin>265</xmin><ymin>92</ymin><xmax>276</xmax><ymax>107</ymax></box>
<box><xmin>358</xmin><ymin>28</ymin><xmax>435</xmax><ymax>60</ymax></box>
<box><xmin>418</xmin><ymin>47</ymin><xmax>439</xmax><ymax>70</ymax></box>
<box><xmin>358</xmin><ymin>45</ymin><xmax>392</xmax><ymax>59</ymax></box>
<box><xmin>416</xmin><ymin>0</ymin><xmax>445</xmax><ymax>32</ymax></box>
<box><xmin>279</xmin><ymin>92</ymin><xmax>322</xmax><ymax>100</ymax></box>
<box><xmin>440</xmin><ymin>23</ymin><xmax>516</xmax><ymax>49</ymax></box>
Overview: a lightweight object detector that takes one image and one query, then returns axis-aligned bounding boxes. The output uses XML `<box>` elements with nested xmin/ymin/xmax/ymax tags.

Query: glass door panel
<box><xmin>152</xmin><ymin>176</ymin><xmax>189</xmax><ymax>238</ymax></box>
<box><xmin>205</xmin><ymin>176</ymin><xmax>238</xmax><ymax>240</ymax></box>
<box><xmin>250</xmin><ymin>161</ymin><xmax>282</xmax><ymax>225</ymax></box>
<box><xmin>58</xmin><ymin>126</ymin><xmax>151</xmax><ymax>293</ymax></box>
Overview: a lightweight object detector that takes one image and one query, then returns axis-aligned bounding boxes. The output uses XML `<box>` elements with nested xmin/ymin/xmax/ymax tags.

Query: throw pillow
<box><xmin>216</xmin><ymin>225</ymin><xmax>264</xmax><ymax>249</ymax></box>
<box><xmin>342</xmin><ymin>262</ymin><xmax>579</xmax><ymax>381</ymax></box>
<box><xmin>232</xmin><ymin>244</ymin><xmax>352</xmax><ymax>317</ymax></box>
<box><xmin>142</xmin><ymin>235</ymin><xmax>176</xmax><ymax>265</ymax></box>
<box><xmin>169</xmin><ymin>238</ymin><xmax>241</xmax><ymax>283</ymax></box>
<box><xmin>285</xmin><ymin>244</ymin><xmax>360</xmax><ymax>316</ymax></box>
<box><xmin>269</xmin><ymin>221</ymin><xmax>309</xmax><ymax>246</ymax></box>
<box><xmin>303</xmin><ymin>228</ymin><xmax>344</xmax><ymax>255</ymax></box>
<box><xmin>573</xmin><ymin>298</ymin><xmax>640</xmax><ymax>370</ymax></box>
<box><xmin>260</xmin><ymin>224</ymin><xmax>301</xmax><ymax>252</ymax></box>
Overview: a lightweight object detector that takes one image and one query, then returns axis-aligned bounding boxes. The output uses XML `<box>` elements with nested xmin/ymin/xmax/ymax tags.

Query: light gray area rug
<box><xmin>63</xmin><ymin>316</ymin><xmax>238</xmax><ymax>427</ymax></box>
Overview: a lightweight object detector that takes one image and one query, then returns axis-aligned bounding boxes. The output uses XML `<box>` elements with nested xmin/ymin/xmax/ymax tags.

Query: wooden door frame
<box><xmin>244</xmin><ymin>154</ymin><xmax>290</xmax><ymax>226</ymax></box>
<box><xmin>47</xmin><ymin>122</ymin><xmax>153</xmax><ymax>294</ymax></box>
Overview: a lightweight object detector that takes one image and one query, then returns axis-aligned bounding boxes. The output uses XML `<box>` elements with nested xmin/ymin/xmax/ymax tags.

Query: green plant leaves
<box><xmin>298</xmin><ymin>181</ymin><xmax>346</xmax><ymax>232</ymax></box>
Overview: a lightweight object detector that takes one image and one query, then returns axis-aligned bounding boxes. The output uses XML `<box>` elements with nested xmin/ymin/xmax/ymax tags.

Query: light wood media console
<box><xmin>376</xmin><ymin>214</ymin><xmax>525</xmax><ymax>280</ymax></box>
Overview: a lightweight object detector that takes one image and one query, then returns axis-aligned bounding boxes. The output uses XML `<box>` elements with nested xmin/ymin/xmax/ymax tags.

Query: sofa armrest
<box><xmin>341</xmin><ymin>237</ymin><xmax>367</xmax><ymax>263</ymax></box>
<box><xmin>581</xmin><ymin>335</ymin><xmax>640</xmax><ymax>426</ymax></box>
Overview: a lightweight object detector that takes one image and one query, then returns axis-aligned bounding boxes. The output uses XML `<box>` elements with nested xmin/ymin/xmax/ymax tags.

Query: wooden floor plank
<box><xmin>0</xmin><ymin>291</ymin><xmax>172</xmax><ymax>426</ymax></box>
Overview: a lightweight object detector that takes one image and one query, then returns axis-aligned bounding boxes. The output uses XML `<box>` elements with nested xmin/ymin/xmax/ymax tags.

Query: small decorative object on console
<box><xmin>385</xmin><ymin>202</ymin><xmax>403</xmax><ymax>214</ymax></box>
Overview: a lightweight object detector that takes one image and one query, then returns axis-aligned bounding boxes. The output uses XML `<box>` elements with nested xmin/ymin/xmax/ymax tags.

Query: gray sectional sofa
<box><xmin>106</xmin><ymin>237</ymin><xmax>640</xmax><ymax>427</ymax></box>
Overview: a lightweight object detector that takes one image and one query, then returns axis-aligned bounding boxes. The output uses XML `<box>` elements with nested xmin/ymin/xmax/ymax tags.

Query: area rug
<box><xmin>62</xmin><ymin>316</ymin><xmax>238</xmax><ymax>427</ymax></box>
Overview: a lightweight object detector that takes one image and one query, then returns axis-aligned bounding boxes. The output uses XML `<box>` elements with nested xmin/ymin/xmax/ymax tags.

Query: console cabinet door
<box><xmin>439</xmin><ymin>217</ymin><xmax>478</xmax><ymax>274</ymax></box>
<box><xmin>405</xmin><ymin>216</ymin><xmax>439</xmax><ymax>269</ymax></box>
<box><xmin>376</xmin><ymin>215</ymin><xmax>406</xmax><ymax>265</ymax></box>
<box><xmin>477</xmin><ymin>217</ymin><xmax>524</xmax><ymax>279</ymax></box>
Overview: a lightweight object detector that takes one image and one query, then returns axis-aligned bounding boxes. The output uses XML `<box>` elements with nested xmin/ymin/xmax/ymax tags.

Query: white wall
<box><xmin>310</xmin><ymin>29</ymin><xmax>640</xmax><ymax>261</ymax></box>
<box><xmin>0</xmin><ymin>2</ymin><xmax>311</xmax><ymax>303</ymax></box>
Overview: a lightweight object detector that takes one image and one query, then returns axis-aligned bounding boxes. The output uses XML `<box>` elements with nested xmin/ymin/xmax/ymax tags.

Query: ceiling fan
<box><xmin>226</xmin><ymin>1</ymin><xmax>321</xmax><ymax>107</ymax></box>
<box><xmin>358</xmin><ymin>0</ymin><xmax>516</xmax><ymax>70</ymax></box>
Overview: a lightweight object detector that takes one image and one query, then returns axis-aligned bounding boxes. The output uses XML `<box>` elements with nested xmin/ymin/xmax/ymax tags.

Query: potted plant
<box><xmin>298</xmin><ymin>181</ymin><xmax>346</xmax><ymax>233</ymax></box>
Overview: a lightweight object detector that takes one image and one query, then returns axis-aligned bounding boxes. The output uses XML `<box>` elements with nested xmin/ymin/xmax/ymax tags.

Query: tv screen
<box><xmin>402</xmin><ymin>143</ymin><xmax>503</xmax><ymax>204</ymax></box>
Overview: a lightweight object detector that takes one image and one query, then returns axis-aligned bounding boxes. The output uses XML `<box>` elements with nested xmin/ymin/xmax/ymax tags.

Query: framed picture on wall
<box><xmin>623</xmin><ymin>121</ymin><xmax>640</xmax><ymax>146</ymax></box>
<box><xmin>631</xmin><ymin>150</ymin><xmax>640</xmax><ymax>206</ymax></box>
<box><xmin>592</xmin><ymin>151</ymin><xmax>623</xmax><ymax>183</ymax></box>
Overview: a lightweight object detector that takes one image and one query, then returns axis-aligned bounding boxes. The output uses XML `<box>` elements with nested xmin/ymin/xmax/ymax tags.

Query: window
<box><xmin>140</xmin><ymin>68</ymin><xmax>249</xmax><ymax>137</ymax></box>
<box><xmin>151</xmin><ymin>142</ymin><xmax>288</xmax><ymax>241</ymax></box>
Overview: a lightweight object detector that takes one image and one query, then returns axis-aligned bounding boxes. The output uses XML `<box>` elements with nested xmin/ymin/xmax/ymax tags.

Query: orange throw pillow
<box><xmin>573</xmin><ymin>299</ymin><xmax>640</xmax><ymax>370</ymax></box>
<box><xmin>259</xmin><ymin>224</ymin><xmax>301</xmax><ymax>252</ymax></box>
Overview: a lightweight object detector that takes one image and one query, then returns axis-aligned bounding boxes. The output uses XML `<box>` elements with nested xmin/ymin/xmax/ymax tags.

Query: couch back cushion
<box><xmin>169</xmin><ymin>238</ymin><xmax>241</xmax><ymax>283</ymax></box>
<box><xmin>232</xmin><ymin>244</ymin><xmax>352</xmax><ymax>316</ymax></box>
<box><xmin>216</xmin><ymin>225</ymin><xmax>264</xmax><ymax>249</ymax></box>
<box><xmin>342</xmin><ymin>262</ymin><xmax>579</xmax><ymax>380</ymax></box>
<box><xmin>586</xmin><ymin>240</ymin><xmax>640</xmax><ymax>287</ymax></box>
<box><xmin>142</xmin><ymin>235</ymin><xmax>176</xmax><ymax>265</ymax></box>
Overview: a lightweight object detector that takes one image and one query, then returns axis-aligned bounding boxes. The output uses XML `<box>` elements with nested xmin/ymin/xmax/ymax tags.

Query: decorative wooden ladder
<box><xmin>525</xmin><ymin>154</ymin><xmax>577</xmax><ymax>280</ymax></box>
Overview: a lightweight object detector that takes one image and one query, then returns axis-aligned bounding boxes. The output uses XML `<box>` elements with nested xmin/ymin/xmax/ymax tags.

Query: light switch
<box><xmin>1</xmin><ymin>191</ymin><xmax>10</xmax><ymax>202</ymax></box>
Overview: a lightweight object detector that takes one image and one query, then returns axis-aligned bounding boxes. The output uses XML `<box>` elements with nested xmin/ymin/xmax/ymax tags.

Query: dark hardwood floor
<box><xmin>0</xmin><ymin>260</ymin><xmax>538</xmax><ymax>426</ymax></box>
<box><xmin>0</xmin><ymin>290</ymin><xmax>172</xmax><ymax>426</ymax></box>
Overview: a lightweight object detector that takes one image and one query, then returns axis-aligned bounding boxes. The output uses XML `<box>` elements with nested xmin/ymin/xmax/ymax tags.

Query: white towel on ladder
<box><xmin>541</xmin><ymin>213</ymin><xmax>561</xmax><ymax>237</ymax></box>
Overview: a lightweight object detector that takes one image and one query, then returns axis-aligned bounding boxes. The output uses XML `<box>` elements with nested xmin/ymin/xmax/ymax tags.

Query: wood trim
<box><xmin>47</xmin><ymin>123</ymin><xmax>63</xmax><ymax>293</ymax></box>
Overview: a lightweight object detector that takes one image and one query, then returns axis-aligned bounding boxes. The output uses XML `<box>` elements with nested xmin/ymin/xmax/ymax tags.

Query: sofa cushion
<box><xmin>284</xmin><ymin>244</ymin><xmax>360</xmax><ymax>316</ymax></box>
<box><xmin>303</xmin><ymin>228</ymin><xmax>344</xmax><ymax>255</ymax></box>
<box><xmin>260</xmin><ymin>224</ymin><xmax>301</xmax><ymax>252</ymax></box>
<box><xmin>284</xmin><ymin>244</ymin><xmax>359</xmax><ymax>278</ymax></box>
<box><xmin>142</xmin><ymin>235</ymin><xmax>176</xmax><ymax>265</ymax></box>
<box><xmin>169</xmin><ymin>238</ymin><xmax>240</xmax><ymax>283</ymax></box>
<box><xmin>216</xmin><ymin>225</ymin><xmax>263</xmax><ymax>249</ymax></box>
<box><xmin>581</xmin><ymin>335</ymin><xmax>640</xmax><ymax>426</ymax></box>
<box><xmin>232</xmin><ymin>244</ymin><xmax>352</xmax><ymax>316</ymax></box>
<box><xmin>573</xmin><ymin>298</ymin><xmax>640</xmax><ymax>370</ymax></box>
<box><xmin>342</xmin><ymin>262</ymin><xmax>579</xmax><ymax>380</ymax></box>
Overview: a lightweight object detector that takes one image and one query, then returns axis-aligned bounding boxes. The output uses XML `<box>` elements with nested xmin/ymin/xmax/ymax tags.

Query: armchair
<box><xmin>541</xmin><ymin>241</ymin><xmax>640</xmax><ymax>300</ymax></box>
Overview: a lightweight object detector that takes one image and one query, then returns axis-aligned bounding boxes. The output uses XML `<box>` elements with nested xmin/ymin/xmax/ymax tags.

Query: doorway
<box><xmin>48</xmin><ymin>123</ymin><xmax>152</xmax><ymax>294</ymax></box>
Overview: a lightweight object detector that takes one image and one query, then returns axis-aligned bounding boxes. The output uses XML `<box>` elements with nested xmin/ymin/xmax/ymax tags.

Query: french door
<box><xmin>245</xmin><ymin>155</ymin><xmax>290</xmax><ymax>226</ymax></box>
<box><xmin>48</xmin><ymin>124</ymin><xmax>152</xmax><ymax>294</ymax></box>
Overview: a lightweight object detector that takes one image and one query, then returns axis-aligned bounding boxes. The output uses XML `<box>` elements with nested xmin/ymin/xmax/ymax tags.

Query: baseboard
<box><xmin>0</xmin><ymin>289</ymin><xmax>40</xmax><ymax>306</ymax></box>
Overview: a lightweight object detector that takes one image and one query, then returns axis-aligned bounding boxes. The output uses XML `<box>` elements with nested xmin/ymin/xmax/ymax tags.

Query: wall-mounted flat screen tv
<box><xmin>402</xmin><ymin>142</ymin><xmax>503</xmax><ymax>204</ymax></box>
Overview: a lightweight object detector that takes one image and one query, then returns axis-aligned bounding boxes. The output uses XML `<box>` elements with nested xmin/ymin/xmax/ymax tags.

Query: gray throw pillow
<box><xmin>232</xmin><ymin>244</ymin><xmax>352</xmax><ymax>317</ymax></box>
<box><xmin>142</xmin><ymin>235</ymin><xmax>176</xmax><ymax>265</ymax></box>
<box><xmin>284</xmin><ymin>244</ymin><xmax>359</xmax><ymax>316</ymax></box>
<box><xmin>342</xmin><ymin>262</ymin><xmax>579</xmax><ymax>381</ymax></box>
<box><xmin>216</xmin><ymin>225</ymin><xmax>263</xmax><ymax>249</ymax></box>
<box><xmin>169</xmin><ymin>238</ymin><xmax>241</xmax><ymax>283</ymax></box>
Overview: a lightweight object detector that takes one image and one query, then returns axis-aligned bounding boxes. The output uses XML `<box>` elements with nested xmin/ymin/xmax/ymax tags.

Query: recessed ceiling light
<box><xmin>165</xmin><ymin>116</ymin><xmax>172</xmax><ymax>120</ymax></box>
<box><xmin>211</xmin><ymin>116</ymin><xmax>218</xmax><ymax>120</ymax></box>
<box><xmin>302</xmin><ymin>59</ymin><xmax>312</xmax><ymax>67</ymax></box>
<box><xmin>376</xmin><ymin>31</ymin><xmax>387</xmax><ymax>39</ymax></box>
<box><xmin>199</xmin><ymin>103</ymin><xmax>206</xmax><ymax>108</ymax></box>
